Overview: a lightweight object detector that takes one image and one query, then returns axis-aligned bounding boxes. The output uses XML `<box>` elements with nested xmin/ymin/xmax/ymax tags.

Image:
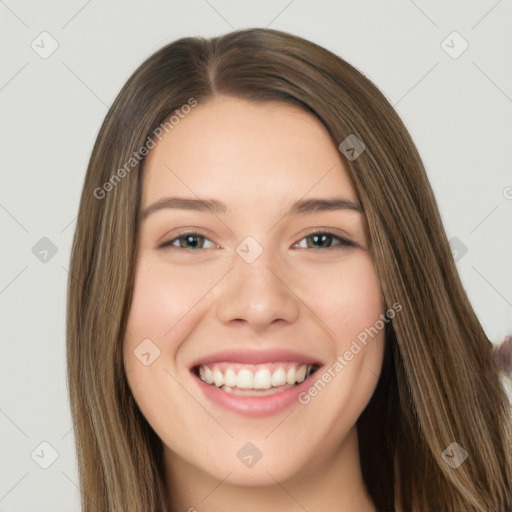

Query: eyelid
<box><xmin>300</xmin><ymin>227</ymin><xmax>355</xmax><ymax>243</ymax></box>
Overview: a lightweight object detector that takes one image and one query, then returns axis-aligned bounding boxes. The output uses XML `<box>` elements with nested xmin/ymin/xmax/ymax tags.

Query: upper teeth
<box><xmin>198</xmin><ymin>363</ymin><xmax>312</xmax><ymax>389</ymax></box>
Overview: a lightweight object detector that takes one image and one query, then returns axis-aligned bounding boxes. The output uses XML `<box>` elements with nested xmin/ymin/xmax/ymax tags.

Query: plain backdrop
<box><xmin>1</xmin><ymin>1</ymin><xmax>511</xmax><ymax>510</ymax></box>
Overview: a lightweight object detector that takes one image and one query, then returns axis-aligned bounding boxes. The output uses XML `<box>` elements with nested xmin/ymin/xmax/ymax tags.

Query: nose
<box><xmin>214</xmin><ymin>246</ymin><xmax>300</xmax><ymax>331</ymax></box>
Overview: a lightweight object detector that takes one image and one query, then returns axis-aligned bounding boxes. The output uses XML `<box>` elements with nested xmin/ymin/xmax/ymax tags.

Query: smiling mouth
<box><xmin>192</xmin><ymin>362</ymin><xmax>320</xmax><ymax>397</ymax></box>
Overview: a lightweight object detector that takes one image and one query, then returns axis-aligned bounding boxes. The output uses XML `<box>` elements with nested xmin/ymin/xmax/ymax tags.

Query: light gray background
<box><xmin>1</xmin><ymin>1</ymin><xmax>511</xmax><ymax>510</ymax></box>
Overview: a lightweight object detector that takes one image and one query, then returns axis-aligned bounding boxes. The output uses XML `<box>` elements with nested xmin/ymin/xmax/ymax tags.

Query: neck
<box><xmin>164</xmin><ymin>427</ymin><xmax>376</xmax><ymax>512</ymax></box>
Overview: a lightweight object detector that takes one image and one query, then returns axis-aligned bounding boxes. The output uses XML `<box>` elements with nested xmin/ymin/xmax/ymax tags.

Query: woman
<box><xmin>66</xmin><ymin>28</ymin><xmax>512</xmax><ymax>511</ymax></box>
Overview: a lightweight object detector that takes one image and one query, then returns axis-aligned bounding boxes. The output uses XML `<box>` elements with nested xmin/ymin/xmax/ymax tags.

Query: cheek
<box><xmin>122</xmin><ymin>253</ymin><xmax>225</xmax><ymax>413</ymax></box>
<box><xmin>124</xmin><ymin>254</ymin><xmax>216</xmax><ymax>352</ymax></box>
<box><xmin>302</xmin><ymin>254</ymin><xmax>384</xmax><ymax>341</ymax></box>
<box><xmin>122</xmin><ymin>255</ymin><xmax>213</xmax><ymax>432</ymax></box>
<box><xmin>123</xmin><ymin>256</ymin><xmax>190</xmax><ymax>394</ymax></box>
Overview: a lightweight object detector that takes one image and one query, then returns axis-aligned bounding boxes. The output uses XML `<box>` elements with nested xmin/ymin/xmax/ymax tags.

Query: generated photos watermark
<box><xmin>93</xmin><ymin>97</ymin><xmax>198</xmax><ymax>199</ymax></box>
<box><xmin>298</xmin><ymin>301</ymin><xmax>402</xmax><ymax>404</ymax></box>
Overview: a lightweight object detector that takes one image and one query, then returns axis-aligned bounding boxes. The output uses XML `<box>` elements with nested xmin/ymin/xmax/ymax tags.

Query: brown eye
<box><xmin>294</xmin><ymin>231</ymin><xmax>356</xmax><ymax>250</ymax></box>
<box><xmin>159</xmin><ymin>232</ymin><xmax>216</xmax><ymax>250</ymax></box>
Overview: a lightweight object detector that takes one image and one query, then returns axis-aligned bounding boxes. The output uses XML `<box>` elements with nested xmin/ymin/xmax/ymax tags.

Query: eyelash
<box><xmin>158</xmin><ymin>230</ymin><xmax>357</xmax><ymax>251</ymax></box>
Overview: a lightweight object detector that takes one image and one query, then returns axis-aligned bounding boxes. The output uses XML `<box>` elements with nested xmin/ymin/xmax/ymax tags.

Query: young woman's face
<box><xmin>123</xmin><ymin>96</ymin><xmax>386</xmax><ymax>487</ymax></box>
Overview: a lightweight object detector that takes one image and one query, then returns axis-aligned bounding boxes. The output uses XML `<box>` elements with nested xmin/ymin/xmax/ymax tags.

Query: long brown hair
<box><xmin>66</xmin><ymin>27</ymin><xmax>512</xmax><ymax>511</ymax></box>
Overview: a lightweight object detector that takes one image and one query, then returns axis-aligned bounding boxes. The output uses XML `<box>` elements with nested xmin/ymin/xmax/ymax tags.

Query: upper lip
<box><xmin>189</xmin><ymin>348</ymin><xmax>324</xmax><ymax>369</ymax></box>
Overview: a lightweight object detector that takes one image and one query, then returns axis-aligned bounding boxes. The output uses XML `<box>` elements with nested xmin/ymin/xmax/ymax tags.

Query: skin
<box><xmin>123</xmin><ymin>95</ymin><xmax>386</xmax><ymax>512</ymax></box>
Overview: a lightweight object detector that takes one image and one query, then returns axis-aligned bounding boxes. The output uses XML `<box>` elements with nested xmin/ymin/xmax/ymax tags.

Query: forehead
<box><xmin>141</xmin><ymin>96</ymin><xmax>357</xmax><ymax>209</ymax></box>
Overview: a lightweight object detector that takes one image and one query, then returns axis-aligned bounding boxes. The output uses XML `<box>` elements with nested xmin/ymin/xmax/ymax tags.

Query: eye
<box><xmin>158</xmin><ymin>232</ymin><xmax>217</xmax><ymax>250</ymax></box>
<box><xmin>158</xmin><ymin>230</ymin><xmax>357</xmax><ymax>251</ymax></box>
<box><xmin>293</xmin><ymin>231</ymin><xmax>357</xmax><ymax>250</ymax></box>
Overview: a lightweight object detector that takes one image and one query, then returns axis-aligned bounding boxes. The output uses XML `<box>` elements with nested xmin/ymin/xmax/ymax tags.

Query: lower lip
<box><xmin>192</xmin><ymin>370</ymin><xmax>319</xmax><ymax>417</ymax></box>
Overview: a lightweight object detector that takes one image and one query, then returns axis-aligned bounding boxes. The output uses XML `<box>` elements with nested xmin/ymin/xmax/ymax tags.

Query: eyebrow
<box><xmin>141</xmin><ymin>196</ymin><xmax>363</xmax><ymax>220</ymax></box>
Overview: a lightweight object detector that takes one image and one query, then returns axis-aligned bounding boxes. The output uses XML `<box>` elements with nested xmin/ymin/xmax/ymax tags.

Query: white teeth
<box><xmin>295</xmin><ymin>365</ymin><xmax>307</xmax><ymax>383</ymax></box>
<box><xmin>271</xmin><ymin>368</ymin><xmax>287</xmax><ymax>387</ymax></box>
<box><xmin>224</xmin><ymin>368</ymin><xmax>237</xmax><ymax>387</ymax></box>
<box><xmin>253</xmin><ymin>369</ymin><xmax>272</xmax><ymax>389</ymax></box>
<box><xmin>236</xmin><ymin>369</ymin><xmax>253</xmax><ymax>389</ymax></box>
<box><xmin>203</xmin><ymin>366</ymin><xmax>213</xmax><ymax>384</ymax></box>
<box><xmin>213</xmin><ymin>368</ymin><xmax>224</xmax><ymax>387</ymax></box>
<box><xmin>197</xmin><ymin>363</ymin><xmax>314</xmax><ymax>390</ymax></box>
